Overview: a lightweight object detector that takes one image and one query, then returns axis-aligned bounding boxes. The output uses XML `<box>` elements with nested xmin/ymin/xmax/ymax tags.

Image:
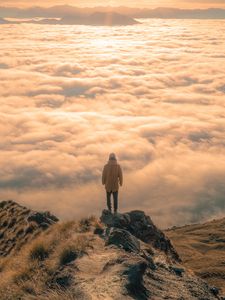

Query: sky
<box><xmin>0</xmin><ymin>19</ymin><xmax>225</xmax><ymax>228</ymax></box>
<box><xmin>1</xmin><ymin>0</ymin><xmax>225</xmax><ymax>8</ymax></box>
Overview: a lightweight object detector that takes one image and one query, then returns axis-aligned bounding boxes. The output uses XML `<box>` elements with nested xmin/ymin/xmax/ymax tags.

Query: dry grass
<box><xmin>29</xmin><ymin>241</ymin><xmax>50</xmax><ymax>261</ymax></box>
<box><xmin>58</xmin><ymin>235</ymin><xmax>90</xmax><ymax>266</ymax></box>
<box><xmin>0</xmin><ymin>217</ymin><xmax>97</xmax><ymax>300</ymax></box>
<box><xmin>78</xmin><ymin>215</ymin><xmax>98</xmax><ymax>232</ymax></box>
<box><xmin>26</xmin><ymin>288</ymin><xmax>88</xmax><ymax>300</ymax></box>
<box><xmin>167</xmin><ymin>217</ymin><xmax>225</xmax><ymax>293</ymax></box>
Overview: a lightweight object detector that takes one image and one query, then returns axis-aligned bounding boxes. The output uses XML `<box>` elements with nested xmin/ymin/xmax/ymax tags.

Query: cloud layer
<box><xmin>0</xmin><ymin>19</ymin><xmax>225</xmax><ymax>227</ymax></box>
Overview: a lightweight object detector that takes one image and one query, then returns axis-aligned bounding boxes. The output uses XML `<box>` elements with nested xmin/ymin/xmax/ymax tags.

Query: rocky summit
<box><xmin>101</xmin><ymin>209</ymin><xmax>180</xmax><ymax>261</ymax></box>
<box><xmin>0</xmin><ymin>201</ymin><xmax>222</xmax><ymax>299</ymax></box>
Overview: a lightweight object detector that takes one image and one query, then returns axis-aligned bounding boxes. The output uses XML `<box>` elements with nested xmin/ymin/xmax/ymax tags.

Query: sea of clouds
<box><xmin>0</xmin><ymin>19</ymin><xmax>225</xmax><ymax>227</ymax></box>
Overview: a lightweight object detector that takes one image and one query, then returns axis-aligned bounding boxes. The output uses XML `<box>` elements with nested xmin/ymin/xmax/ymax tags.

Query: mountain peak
<box><xmin>0</xmin><ymin>201</ymin><xmax>220</xmax><ymax>299</ymax></box>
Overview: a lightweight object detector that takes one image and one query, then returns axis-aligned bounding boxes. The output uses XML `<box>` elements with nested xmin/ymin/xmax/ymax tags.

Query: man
<box><xmin>102</xmin><ymin>153</ymin><xmax>123</xmax><ymax>213</ymax></box>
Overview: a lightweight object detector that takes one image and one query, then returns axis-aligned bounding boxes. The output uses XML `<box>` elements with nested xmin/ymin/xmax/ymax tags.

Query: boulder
<box><xmin>27</xmin><ymin>211</ymin><xmax>59</xmax><ymax>227</ymax></box>
<box><xmin>100</xmin><ymin>210</ymin><xmax>130</xmax><ymax>228</ymax></box>
<box><xmin>106</xmin><ymin>228</ymin><xmax>140</xmax><ymax>253</ymax></box>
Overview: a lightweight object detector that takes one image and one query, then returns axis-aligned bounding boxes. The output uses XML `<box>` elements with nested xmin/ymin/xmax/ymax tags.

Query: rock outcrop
<box><xmin>0</xmin><ymin>200</ymin><xmax>58</xmax><ymax>257</ymax></box>
<box><xmin>101</xmin><ymin>209</ymin><xmax>180</xmax><ymax>261</ymax></box>
<box><xmin>106</xmin><ymin>228</ymin><xmax>141</xmax><ymax>253</ymax></box>
<box><xmin>95</xmin><ymin>209</ymin><xmax>219</xmax><ymax>299</ymax></box>
<box><xmin>0</xmin><ymin>202</ymin><xmax>221</xmax><ymax>299</ymax></box>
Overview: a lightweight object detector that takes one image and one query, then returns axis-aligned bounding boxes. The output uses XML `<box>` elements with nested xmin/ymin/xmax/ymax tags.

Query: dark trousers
<box><xmin>107</xmin><ymin>191</ymin><xmax>118</xmax><ymax>212</ymax></box>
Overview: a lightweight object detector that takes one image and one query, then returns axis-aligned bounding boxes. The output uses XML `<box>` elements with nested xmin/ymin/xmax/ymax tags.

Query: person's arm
<box><xmin>102</xmin><ymin>165</ymin><xmax>107</xmax><ymax>185</ymax></box>
<box><xmin>118</xmin><ymin>165</ymin><xmax>123</xmax><ymax>186</ymax></box>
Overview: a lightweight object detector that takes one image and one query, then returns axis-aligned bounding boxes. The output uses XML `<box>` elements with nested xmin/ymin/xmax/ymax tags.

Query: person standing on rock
<box><xmin>102</xmin><ymin>153</ymin><xmax>123</xmax><ymax>214</ymax></box>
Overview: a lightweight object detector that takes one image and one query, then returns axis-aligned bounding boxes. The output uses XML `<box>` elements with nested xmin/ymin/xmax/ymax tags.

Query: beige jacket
<box><xmin>102</xmin><ymin>160</ymin><xmax>123</xmax><ymax>192</ymax></box>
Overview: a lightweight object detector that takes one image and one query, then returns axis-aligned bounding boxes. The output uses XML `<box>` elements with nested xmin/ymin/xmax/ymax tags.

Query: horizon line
<box><xmin>1</xmin><ymin>5</ymin><xmax>225</xmax><ymax>10</ymax></box>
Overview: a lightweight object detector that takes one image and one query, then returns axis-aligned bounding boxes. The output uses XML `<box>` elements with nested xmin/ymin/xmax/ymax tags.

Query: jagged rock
<box><xmin>27</xmin><ymin>211</ymin><xmax>59</xmax><ymax>225</ymax></box>
<box><xmin>210</xmin><ymin>287</ymin><xmax>220</xmax><ymax>296</ymax></box>
<box><xmin>170</xmin><ymin>266</ymin><xmax>185</xmax><ymax>277</ymax></box>
<box><xmin>123</xmin><ymin>259</ymin><xmax>149</xmax><ymax>299</ymax></box>
<box><xmin>94</xmin><ymin>227</ymin><xmax>104</xmax><ymax>235</ymax></box>
<box><xmin>106</xmin><ymin>228</ymin><xmax>140</xmax><ymax>253</ymax></box>
<box><xmin>140</xmin><ymin>249</ymin><xmax>156</xmax><ymax>270</ymax></box>
<box><xmin>101</xmin><ymin>209</ymin><xmax>131</xmax><ymax>228</ymax></box>
<box><xmin>101</xmin><ymin>209</ymin><xmax>180</xmax><ymax>261</ymax></box>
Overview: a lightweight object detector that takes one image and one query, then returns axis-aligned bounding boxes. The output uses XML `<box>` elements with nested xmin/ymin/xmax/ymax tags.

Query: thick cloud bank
<box><xmin>0</xmin><ymin>20</ymin><xmax>225</xmax><ymax>227</ymax></box>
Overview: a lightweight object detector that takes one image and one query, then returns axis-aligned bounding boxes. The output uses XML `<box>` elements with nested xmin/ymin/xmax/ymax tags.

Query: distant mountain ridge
<box><xmin>1</xmin><ymin>5</ymin><xmax>225</xmax><ymax>19</ymax></box>
<box><xmin>0</xmin><ymin>11</ymin><xmax>139</xmax><ymax>26</ymax></box>
<box><xmin>37</xmin><ymin>12</ymin><xmax>139</xmax><ymax>26</ymax></box>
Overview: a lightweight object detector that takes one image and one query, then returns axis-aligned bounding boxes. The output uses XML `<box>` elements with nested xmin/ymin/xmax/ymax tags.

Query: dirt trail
<box><xmin>75</xmin><ymin>236</ymin><xmax>129</xmax><ymax>300</ymax></box>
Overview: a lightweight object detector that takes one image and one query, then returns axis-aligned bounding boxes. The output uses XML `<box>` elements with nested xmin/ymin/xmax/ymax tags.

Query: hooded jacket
<box><xmin>102</xmin><ymin>160</ymin><xmax>123</xmax><ymax>192</ymax></box>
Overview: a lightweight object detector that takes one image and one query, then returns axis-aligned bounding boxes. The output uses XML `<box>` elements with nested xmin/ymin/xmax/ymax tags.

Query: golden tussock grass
<box><xmin>0</xmin><ymin>216</ymin><xmax>97</xmax><ymax>299</ymax></box>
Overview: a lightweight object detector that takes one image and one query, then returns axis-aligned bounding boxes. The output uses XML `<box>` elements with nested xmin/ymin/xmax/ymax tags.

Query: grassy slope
<box><xmin>166</xmin><ymin>217</ymin><xmax>225</xmax><ymax>293</ymax></box>
<box><xmin>0</xmin><ymin>217</ymin><xmax>100</xmax><ymax>300</ymax></box>
<box><xmin>0</xmin><ymin>213</ymin><xmax>218</xmax><ymax>300</ymax></box>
